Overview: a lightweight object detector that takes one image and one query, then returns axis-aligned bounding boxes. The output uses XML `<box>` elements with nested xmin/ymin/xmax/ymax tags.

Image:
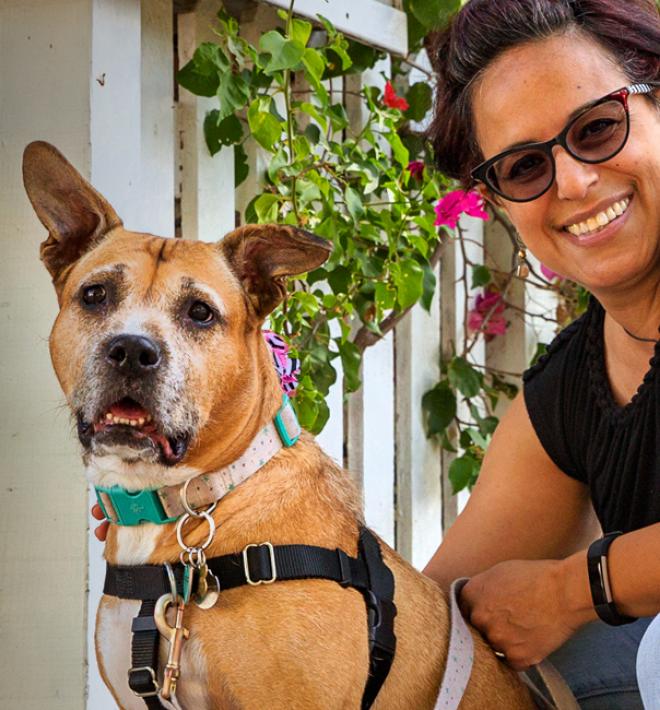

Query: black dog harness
<box><xmin>104</xmin><ymin>527</ymin><xmax>397</xmax><ymax>709</ymax></box>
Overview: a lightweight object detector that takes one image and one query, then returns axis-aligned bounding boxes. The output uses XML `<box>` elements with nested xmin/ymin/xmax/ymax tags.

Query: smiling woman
<box><xmin>422</xmin><ymin>1</ymin><xmax>660</xmax><ymax>708</ymax></box>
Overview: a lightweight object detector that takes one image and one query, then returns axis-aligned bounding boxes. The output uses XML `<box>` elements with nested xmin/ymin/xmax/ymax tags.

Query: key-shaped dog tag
<box><xmin>194</xmin><ymin>565</ymin><xmax>220</xmax><ymax>610</ymax></box>
<box><xmin>195</xmin><ymin>563</ymin><xmax>209</xmax><ymax>601</ymax></box>
<box><xmin>154</xmin><ymin>594</ymin><xmax>189</xmax><ymax>700</ymax></box>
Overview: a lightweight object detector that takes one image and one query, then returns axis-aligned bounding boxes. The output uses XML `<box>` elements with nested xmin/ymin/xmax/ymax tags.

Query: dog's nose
<box><xmin>106</xmin><ymin>335</ymin><xmax>161</xmax><ymax>376</ymax></box>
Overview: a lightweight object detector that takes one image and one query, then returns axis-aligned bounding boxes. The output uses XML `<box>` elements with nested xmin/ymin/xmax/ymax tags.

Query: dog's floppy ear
<box><xmin>220</xmin><ymin>224</ymin><xmax>332</xmax><ymax>320</ymax></box>
<box><xmin>22</xmin><ymin>141</ymin><xmax>122</xmax><ymax>283</ymax></box>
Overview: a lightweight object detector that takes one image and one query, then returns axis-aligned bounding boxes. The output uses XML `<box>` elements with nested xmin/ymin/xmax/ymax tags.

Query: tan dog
<box><xmin>23</xmin><ymin>141</ymin><xmax>534</xmax><ymax>710</ymax></box>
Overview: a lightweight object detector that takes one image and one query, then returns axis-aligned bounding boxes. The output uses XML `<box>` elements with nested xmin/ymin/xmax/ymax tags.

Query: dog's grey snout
<box><xmin>106</xmin><ymin>334</ymin><xmax>162</xmax><ymax>376</ymax></box>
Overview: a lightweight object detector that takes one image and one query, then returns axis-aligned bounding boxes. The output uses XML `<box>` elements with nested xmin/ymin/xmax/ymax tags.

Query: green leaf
<box><xmin>471</xmin><ymin>265</ymin><xmax>492</xmax><ymax>289</ymax></box>
<box><xmin>259</xmin><ymin>31</ymin><xmax>305</xmax><ymax>73</ymax></box>
<box><xmin>217</xmin><ymin>71</ymin><xmax>251</xmax><ymax>121</ymax></box>
<box><xmin>421</xmin><ymin>262</ymin><xmax>437</xmax><ymax>312</ymax></box>
<box><xmin>448</xmin><ymin>357</ymin><xmax>482</xmax><ymax>398</ymax></box>
<box><xmin>375</xmin><ymin>282</ymin><xmax>396</xmax><ymax>311</ymax></box>
<box><xmin>254</xmin><ymin>194</ymin><xmax>280</xmax><ymax>223</ymax></box>
<box><xmin>478</xmin><ymin>415</ymin><xmax>499</xmax><ymax>437</ymax></box>
<box><xmin>339</xmin><ymin>340</ymin><xmax>362</xmax><ymax>393</ymax></box>
<box><xmin>290</xmin><ymin>18</ymin><xmax>312</xmax><ymax>47</ymax></box>
<box><xmin>303</xmin><ymin>123</ymin><xmax>321</xmax><ymax>145</ymax></box>
<box><xmin>328</xmin><ymin>265</ymin><xmax>352</xmax><ymax>295</ymax></box>
<box><xmin>345</xmin><ymin>187</ymin><xmax>364</xmax><ymax>223</ymax></box>
<box><xmin>422</xmin><ymin>380</ymin><xmax>457</xmax><ymax>437</ymax></box>
<box><xmin>530</xmin><ymin>342</ymin><xmax>548</xmax><ymax>367</ymax></box>
<box><xmin>392</xmin><ymin>259</ymin><xmax>424</xmax><ymax>309</ymax></box>
<box><xmin>448</xmin><ymin>455</ymin><xmax>479</xmax><ymax>494</ymax></box>
<box><xmin>177</xmin><ymin>42</ymin><xmax>228</xmax><ymax>97</ymax></box>
<box><xmin>247</xmin><ymin>99</ymin><xmax>282</xmax><ymax>151</ymax></box>
<box><xmin>405</xmin><ymin>82</ymin><xmax>433</xmax><ymax>122</ymax></box>
<box><xmin>385</xmin><ymin>132</ymin><xmax>410</xmax><ymax>169</ymax></box>
<box><xmin>234</xmin><ymin>143</ymin><xmax>249</xmax><ymax>187</ymax></box>
<box><xmin>328</xmin><ymin>104</ymin><xmax>349</xmax><ymax>131</ymax></box>
<box><xmin>204</xmin><ymin>112</ymin><xmax>243</xmax><ymax>156</ymax></box>
<box><xmin>302</xmin><ymin>47</ymin><xmax>325</xmax><ymax>84</ymax></box>
<box><xmin>267</xmin><ymin>147</ymin><xmax>288</xmax><ymax>183</ymax></box>
<box><xmin>408</xmin><ymin>0</ymin><xmax>461</xmax><ymax>31</ymax></box>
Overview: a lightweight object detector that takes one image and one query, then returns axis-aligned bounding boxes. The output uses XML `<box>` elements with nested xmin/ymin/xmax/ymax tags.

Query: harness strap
<box><xmin>128</xmin><ymin>599</ymin><xmax>162</xmax><ymax>708</ymax></box>
<box><xmin>358</xmin><ymin>528</ymin><xmax>397</xmax><ymax>710</ymax></box>
<box><xmin>105</xmin><ymin>530</ymin><xmax>396</xmax><ymax>710</ymax></box>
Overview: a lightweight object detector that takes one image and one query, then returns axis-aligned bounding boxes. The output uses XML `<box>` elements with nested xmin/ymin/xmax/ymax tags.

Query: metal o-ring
<box><xmin>180</xmin><ymin>477</ymin><xmax>217</xmax><ymax>518</ymax></box>
<box><xmin>176</xmin><ymin>510</ymin><xmax>216</xmax><ymax>552</ymax></box>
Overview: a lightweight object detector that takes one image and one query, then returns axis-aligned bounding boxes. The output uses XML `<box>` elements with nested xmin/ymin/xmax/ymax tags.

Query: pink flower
<box><xmin>383</xmin><ymin>81</ymin><xmax>409</xmax><ymax>111</ymax></box>
<box><xmin>467</xmin><ymin>288</ymin><xmax>508</xmax><ymax>340</ymax></box>
<box><xmin>540</xmin><ymin>263</ymin><xmax>564</xmax><ymax>281</ymax></box>
<box><xmin>434</xmin><ymin>189</ymin><xmax>489</xmax><ymax>230</ymax></box>
<box><xmin>407</xmin><ymin>161</ymin><xmax>425</xmax><ymax>180</ymax></box>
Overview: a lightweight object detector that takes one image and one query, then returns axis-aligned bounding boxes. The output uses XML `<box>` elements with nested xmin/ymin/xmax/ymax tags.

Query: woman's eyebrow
<box><xmin>497</xmin><ymin>95</ymin><xmax>599</xmax><ymax>155</ymax></box>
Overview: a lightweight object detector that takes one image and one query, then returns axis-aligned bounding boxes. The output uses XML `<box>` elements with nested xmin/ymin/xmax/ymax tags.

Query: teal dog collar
<box><xmin>95</xmin><ymin>395</ymin><xmax>301</xmax><ymax>526</ymax></box>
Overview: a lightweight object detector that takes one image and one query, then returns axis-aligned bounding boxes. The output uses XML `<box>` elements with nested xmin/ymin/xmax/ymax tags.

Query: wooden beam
<box><xmin>261</xmin><ymin>0</ymin><xmax>409</xmax><ymax>56</ymax></box>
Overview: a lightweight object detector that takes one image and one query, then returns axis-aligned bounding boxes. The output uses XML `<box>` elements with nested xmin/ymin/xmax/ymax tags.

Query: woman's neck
<box><xmin>593</xmin><ymin>271</ymin><xmax>660</xmax><ymax>344</ymax></box>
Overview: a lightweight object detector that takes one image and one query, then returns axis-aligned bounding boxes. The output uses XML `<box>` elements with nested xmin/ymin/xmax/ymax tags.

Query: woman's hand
<box><xmin>460</xmin><ymin>558</ymin><xmax>595</xmax><ymax>670</ymax></box>
<box><xmin>91</xmin><ymin>503</ymin><xmax>110</xmax><ymax>541</ymax></box>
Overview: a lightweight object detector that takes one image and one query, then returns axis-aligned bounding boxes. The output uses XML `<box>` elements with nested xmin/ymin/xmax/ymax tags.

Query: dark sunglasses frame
<box><xmin>470</xmin><ymin>83</ymin><xmax>659</xmax><ymax>203</ymax></box>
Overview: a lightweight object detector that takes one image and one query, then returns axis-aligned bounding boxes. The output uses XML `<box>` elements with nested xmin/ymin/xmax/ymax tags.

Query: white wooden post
<box><xmin>0</xmin><ymin>5</ymin><xmax>93</xmax><ymax>707</ymax></box>
<box><xmin>177</xmin><ymin>0</ymin><xmax>236</xmax><ymax>243</ymax></box>
<box><xmin>88</xmin><ymin>2</ymin><xmax>176</xmax><ymax>708</ymax></box>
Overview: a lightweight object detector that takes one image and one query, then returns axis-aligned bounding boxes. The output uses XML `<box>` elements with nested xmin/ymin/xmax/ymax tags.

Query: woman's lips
<box><xmin>560</xmin><ymin>194</ymin><xmax>634</xmax><ymax>248</ymax></box>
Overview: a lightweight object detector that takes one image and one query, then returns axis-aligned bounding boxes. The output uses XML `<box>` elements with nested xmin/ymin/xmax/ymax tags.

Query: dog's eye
<box><xmin>82</xmin><ymin>284</ymin><xmax>107</xmax><ymax>306</ymax></box>
<box><xmin>188</xmin><ymin>301</ymin><xmax>214</xmax><ymax>324</ymax></box>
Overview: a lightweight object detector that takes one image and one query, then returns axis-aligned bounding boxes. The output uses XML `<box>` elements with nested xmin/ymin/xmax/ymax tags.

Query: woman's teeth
<box><xmin>566</xmin><ymin>197</ymin><xmax>630</xmax><ymax>237</ymax></box>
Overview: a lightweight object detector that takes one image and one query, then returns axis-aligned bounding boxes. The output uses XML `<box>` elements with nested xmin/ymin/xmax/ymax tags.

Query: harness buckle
<box><xmin>364</xmin><ymin>591</ymin><xmax>397</xmax><ymax>658</ymax></box>
<box><xmin>243</xmin><ymin>542</ymin><xmax>278</xmax><ymax>586</ymax></box>
<box><xmin>127</xmin><ymin>665</ymin><xmax>160</xmax><ymax>698</ymax></box>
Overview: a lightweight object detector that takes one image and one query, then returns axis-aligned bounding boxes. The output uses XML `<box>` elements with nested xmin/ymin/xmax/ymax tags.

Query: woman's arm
<box><xmin>424</xmin><ymin>392</ymin><xmax>600</xmax><ymax>589</ymax></box>
<box><xmin>561</xmin><ymin>524</ymin><xmax>660</xmax><ymax>620</ymax></box>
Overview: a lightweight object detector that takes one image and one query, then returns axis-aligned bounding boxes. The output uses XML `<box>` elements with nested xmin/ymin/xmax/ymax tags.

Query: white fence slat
<box><xmin>395</xmin><ymin>284</ymin><xmax>443</xmax><ymax>569</ymax></box>
<box><xmin>363</xmin><ymin>333</ymin><xmax>396</xmax><ymax>546</ymax></box>
<box><xmin>260</xmin><ymin>0</ymin><xmax>408</xmax><ymax>56</ymax></box>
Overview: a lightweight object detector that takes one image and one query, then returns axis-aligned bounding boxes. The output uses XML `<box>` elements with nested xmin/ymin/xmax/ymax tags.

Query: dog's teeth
<box><xmin>129</xmin><ymin>419</ymin><xmax>137</xmax><ymax>427</ymax></box>
<box><xmin>138</xmin><ymin>418</ymin><xmax>145</xmax><ymax>426</ymax></box>
<box><xmin>121</xmin><ymin>417</ymin><xmax>129</xmax><ymax>425</ymax></box>
<box><xmin>145</xmin><ymin>414</ymin><xmax>152</xmax><ymax>423</ymax></box>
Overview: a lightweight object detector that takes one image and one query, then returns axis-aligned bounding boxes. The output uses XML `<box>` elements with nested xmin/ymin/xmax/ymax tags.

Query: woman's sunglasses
<box><xmin>470</xmin><ymin>83</ymin><xmax>659</xmax><ymax>203</ymax></box>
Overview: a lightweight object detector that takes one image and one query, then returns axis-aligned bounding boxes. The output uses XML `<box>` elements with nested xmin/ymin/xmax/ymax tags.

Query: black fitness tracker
<box><xmin>587</xmin><ymin>532</ymin><xmax>638</xmax><ymax>626</ymax></box>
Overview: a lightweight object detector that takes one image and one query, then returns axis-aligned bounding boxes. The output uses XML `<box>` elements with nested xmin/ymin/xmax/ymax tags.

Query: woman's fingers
<box><xmin>91</xmin><ymin>503</ymin><xmax>105</xmax><ymax>521</ymax></box>
<box><xmin>94</xmin><ymin>519</ymin><xmax>110</xmax><ymax>541</ymax></box>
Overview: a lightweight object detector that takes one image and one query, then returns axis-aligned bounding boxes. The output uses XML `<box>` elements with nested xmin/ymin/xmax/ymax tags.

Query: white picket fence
<box><xmin>0</xmin><ymin>1</ymin><xmax>555</xmax><ymax>708</ymax></box>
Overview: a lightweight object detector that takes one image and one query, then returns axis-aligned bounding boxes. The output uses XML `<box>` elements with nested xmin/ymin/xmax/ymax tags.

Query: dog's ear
<box><xmin>219</xmin><ymin>224</ymin><xmax>332</xmax><ymax>320</ymax></box>
<box><xmin>22</xmin><ymin>141</ymin><xmax>122</xmax><ymax>283</ymax></box>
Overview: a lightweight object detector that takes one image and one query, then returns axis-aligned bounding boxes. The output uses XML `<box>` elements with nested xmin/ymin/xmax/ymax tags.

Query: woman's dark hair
<box><xmin>427</xmin><ymin>0</ymin><xmax>660</xmax><ymax>185</ymax></box>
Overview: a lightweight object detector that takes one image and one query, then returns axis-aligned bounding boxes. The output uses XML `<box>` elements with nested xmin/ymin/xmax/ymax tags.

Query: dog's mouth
<box><xmin>78</xmin><ymin>397</ymin><xmax>190</xmax><ymax>466</ymax></box>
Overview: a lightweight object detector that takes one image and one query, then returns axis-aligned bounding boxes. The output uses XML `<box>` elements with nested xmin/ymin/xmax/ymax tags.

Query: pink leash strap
<box><xmin>434</xmin><ymin>578</ymin><xmax>474</xmax><ymax>710</ymax></box>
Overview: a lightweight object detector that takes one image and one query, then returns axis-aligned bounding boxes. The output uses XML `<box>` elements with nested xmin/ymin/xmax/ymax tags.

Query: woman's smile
<box><xmin>472</xmin><ymin>32</ymin><xmax>660</xmax><ymax>293</ymax></box>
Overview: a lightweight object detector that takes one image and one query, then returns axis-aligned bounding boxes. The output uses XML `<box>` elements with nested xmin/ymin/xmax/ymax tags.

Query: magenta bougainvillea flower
<box><xmin>434</xmin><ymin>189</ymin><xmax>489</xmax><ymax>230</ymax></box>
<box><xmin>540</xmin><ymin>263</ymin><xmax>564</xmax><ymax>281</ymax></box>
<box><xmin>467</xmin><ymin>288</ymin><xmax>508</xmax><ymax>339</ymax></box>
<box><xmin>407</xmin><ymin>160</ymin><xmax>425</xmax><ymax>180</ymax></box>
<box><xmin>383</xmin><ymin>81</ymin><xmax>410</xmax><ymax>111</ymax></box>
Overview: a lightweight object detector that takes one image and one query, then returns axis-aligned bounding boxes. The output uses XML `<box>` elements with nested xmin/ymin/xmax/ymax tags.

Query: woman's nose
<box><xmin>553</xmin><ymin>147</ymin><xmax>599</xmax><ymax>201</ymax></box>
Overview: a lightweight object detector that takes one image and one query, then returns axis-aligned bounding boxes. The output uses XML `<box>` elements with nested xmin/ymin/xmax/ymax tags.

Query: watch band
<box><xmin>587</xmin><ymin>532</ymin><xmax>637</xmax><ymax>626</ymax></box>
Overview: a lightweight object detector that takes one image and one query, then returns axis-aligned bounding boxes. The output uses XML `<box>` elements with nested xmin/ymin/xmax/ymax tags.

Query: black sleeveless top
<box><xmin>523</xmin><ymin>298</ymin><xmax>660</xmax><ymax>534</ymax></box>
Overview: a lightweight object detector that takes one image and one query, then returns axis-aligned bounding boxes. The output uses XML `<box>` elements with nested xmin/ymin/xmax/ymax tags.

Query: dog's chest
<box><xmin>97</xmin><ymin>527</ymin><xmax>210</xmax><ymax>709</ymax></box>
